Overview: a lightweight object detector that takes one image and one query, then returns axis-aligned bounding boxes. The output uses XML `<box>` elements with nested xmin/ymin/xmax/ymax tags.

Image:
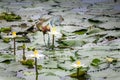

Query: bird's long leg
<box><xmin>43</xmin><ymin>34</ymin><xmax>47</xmax><ymax>47</ymax></box>
<box><xmin>47</xmin><ymin>33</ymin><xmax>50</xmax><ymax>48</ymax></box>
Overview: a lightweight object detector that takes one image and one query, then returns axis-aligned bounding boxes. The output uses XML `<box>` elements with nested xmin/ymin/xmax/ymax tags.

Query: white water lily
<box><xmin>12</xmin><ymin>32</ymin><xmax>16</xmax><ymax>37</ymax></box>
<box><xmin>71</xmin><ymin>60</ymin><xmax>85</xmax><ymax>68</ymax></box>
<box><xmin>29</xmin><ymin>50</ymin><xmax>45</xmax><ymax>59</ymax></box>
<box><xmin>106</xmin><ymin>57</ymin><xmax>114</xmax><ymax>63</ymax></box>
<box><xmin>3</xmin><ymin>32</ymin><xmax>16</xmax><ymax>38</ymax></box>
<box><xmin>48</xmin><ymin>27</ymin><xmax>60</xmax><ymax>35</ymax></box>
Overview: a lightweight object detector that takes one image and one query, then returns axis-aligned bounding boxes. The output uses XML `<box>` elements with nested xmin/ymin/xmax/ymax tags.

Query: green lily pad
<box><xmin>3</xmin><ymin>38</ymin><xmax>10</xmax><ymax>43</ymax></box>
<box><xmin>73</xmin><ymin>29</ymin><xmax>87</xmax><ymax>35</ymax></box>
<box><xmin>6</xmin><ymin>62</ymin><xmax>26</xmax><ymax>72</ymax></box>
<box><xmin>43</xmin><ymin>61</ymin><xmax>58</xmax><ymax>69</ymax></box>
<box><xmin>0</xmin><ymin>12</ymin><xmax>21</xmax><ymax>21</ymax></box>
<box><xmin>20</xmin><ymin>59</ymin><xmax>34</xmax><ymax>68</ymax></box>
<box><xmin>88</xmin><ymin>18</ymin><xmax>103</xmax><ymax>23</ymax></box>
<box><xmin>60</xmin><ymin>39</ymin><xmax>86</xmax><ymax>47</ymax></box>
<box><xmin>0</xmin><ymin>54</ymin><xmax>14</xmax><ymax>63</ymax></box>
<box><xmin>86</xmin><ymin>28</ymin><xmax>104</xmax><ymax>35</ymax></box>
<box><xmin>40</xmin><ymin>76</ymin><xmax>61</xmax><ymax>80</ymax></box>
<box><xmin>61</xmin><ymin>30</ymin><xmax>75</xmax><ymax>37</ymax></box>
<box><xmin>0</xmin><ymin>42</ymin><xmax>10</xmax><ymax>50</ymax></box>
<box><xmin>0</xmin><ymin>27</ymin><xmax>11</xmax><ymax>33</ymax></box>
<box><xmin>15</xmin><ymin>36</ymin><xmax>30</xmax><ymax>43</ymax></box>
<box><xmin>69</xmin><ymin>71</ymin><xmax>86</xmax><ymax>78</ymax></box>
<box><xmin>91</xmin><ymin>58</ymin><xmax>101</xmax><ymax>67</ymax></box>
<box><xmin>57</xmin><ymin>61</ymin><xmax>73</xmax><ymax>71</ymax></box>
<box><xmin>0</xmin><ymin>76</ymin><xmax>25</xmax><ymax>80</ymax></box>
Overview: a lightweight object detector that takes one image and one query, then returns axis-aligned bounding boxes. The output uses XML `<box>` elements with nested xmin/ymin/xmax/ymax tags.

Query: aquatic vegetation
<box><xmin>90</xmin><ymin>58</ymin><xmax>101</xmax><ymax>67</ymax></box>
<box><xmin>0</xmin><ymin>1</ymin><xmax>120</xmax><ymax>80</ymax></box>
<box><xmin>48</xmin><ymin>27</ymin><xmax>60</xmax><ymax>50</ymax></box>
<box><xmin>20</xmin><ymin>59</ymin><xmax>34</xmax><ymax>68</ymax></box>
<box><xmin>88</xmin><ymin>18</ymin><xmax>103</xmax><ymax>23</ymax></box>
<box><xmin>28</xmin><ymin>19</ymin><xmax>33</xmax><ymax>22</ymax></box>
<box><xmin>0</xmin><ymin>12</ymin><xmax>21</xmax><ymax>21</ymax></box>
<box><xmin>22</xmin><ymin>43</ymin><xmax>26</xmax><ymax>61</ymax></box>
<box><xmin>36</xmin><ymin>15</ymin><xmax>64</xmax><ymax>48</ymax></box>
<box><xmin>70</xmin><ymin>60</ymin><xmax>88</xmax><ymax>79</ymax></box>
<box><xmin>73</xmin><ymin>29</ymin><xmax>87</xmax><ymax>35</ymax></box>
<box><xmin>0</xmin><ymin>27</ymin><xmax>11</xmax><ymax>34</ymax></box>
<box><xmin>15</xmin><ymin>36</ymin><xmax>30</xmax><ymax>43</ymax></box>
<box><xmin>3</xmin><ymin>38</ymin><xmax>10</xmax><ymax>43</ymax></box>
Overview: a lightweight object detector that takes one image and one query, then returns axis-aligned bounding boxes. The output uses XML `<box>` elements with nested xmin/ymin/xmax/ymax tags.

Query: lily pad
<box><xmin>57</xmin><ymin>61</ymin><xmax>73</xmax><ymax>71</ymax></box>
<box><xmin>43</xmin><ymin>61</ymin><xmax>58</xmax><ymax>69</ymax></box>
<box><xmin>20</xmin><ymin>59</ymin><xmax>34</xmax><ymax>68</ymax></box>
<box><xmin>70</xmin><ymin>70</ymin><xmax>87</xmax><ymax>78</ymax></box>
<box><xmin>39</xmin><ymin>76</ymin><xmax>61</xmax><ymax>80</ymax></box>
<box><xmin>91</xmin><ymin>58</ymin><xmax>101</xmax><ymax>67</ymax></box>
<box><xmin>60</xmin><ymin>39</ymin><xmax>86</xmax><ymax>47</ymax></box>
<box><xmin>0</xmin><ymin>12</ymin><xmax>21</xmax><ymax>21</ymax></box>
<box><xmin>73</xmin><ymin>29</ymin><xmax>87</xmax><ymax>35</ymax></box>
<box><xmin>0</xmin><ymin>27</ymin><xmax>11</xmax><ymax>33</ymax></box>
<box><xmin>15</xmin><ymin>36</ymin><xmax>30</xmax><ymax>43</ymax></box>
<box><xmin>3</xmin><ymin>38</ymin><xmax>10</xmax><ymax>43</ymax></box>
<box><xmin>0</xmin><ymin>76</ymin><xmax>25</xmax><ymax>80</ymax></box>
<box><xmin>86</xmin><ymin>28</ymin><xmax>104</xmax><ymax>35</ymax></box>
<box><xmin>88</xmin><ymin>18</ymin><xmax>103</xmax><ymax>23</ymax></box>
<box><xmin>0</xmin><ymin>54</ymin><xmax>14</xmax><ymax>63</ymax></box>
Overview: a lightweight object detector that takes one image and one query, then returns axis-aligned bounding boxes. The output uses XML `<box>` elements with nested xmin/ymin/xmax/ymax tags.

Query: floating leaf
<box><xmin>86</xmin><ymin>28</ymin><xmax>103</xmax><ymax>35</ymax></box>
<box><xmin>70</xmin><ymin>70</ymin><xmax>86</xmax><ymax>78</ymax></box>
<box><xmin>15</xmin><ymin>36</ymin><xmax>30</xmax><ymax>43</ymax></box>
<box><xmin>73</xmin><ymin>29</ymin><xmax>87</xmax><ymax>35</ymax></box>
<box><xmin>0</xmin><ymin>54</ymin><xmax>14</xmax><ymax>63</ymax></box>
<box><xmin>0</xmin><ymin>27</ymin><xmax>11</xmax><ymax>33</ymax></box>
<box><xmin>60</xmin><ymin>39</ymin><xmax>86</xmax><ymax>47</ymax></box>
<box><xmin>37</xmin><ymin>65</ymin><xmax>43</xmax><ymax>70</ymax></box>
<box><xmin>0</xmin><ymin>76</ymin><xmax>25</xmax><ymax>80</ymax></box>
<box><xmin>43</xmin><ymin>61</ymin><xmax>58</xmax><ymax>69</ymax></box>
<box><xmin>57</xmin><ymin>61</ymin><xmax>73</xmax><ymax>71</ymax></box>
<box><xmin>70</xmin><ymin>56</ymin><xmax>76</xmax><ymax>62</ymax></box>
<box><xmin>20</xmin><ymin>59</ymin><xmax>34</xmax><ymax>68</ymax></box>
<box><xmin>23</xmin><ymin>71</ymin><xmax>34</xmax><ymax>76</ymax></box>
<box><xmin>0</xmin><ymin>43</ymin><xmax>10</xmax><ymax>50</ymax></box>
<box><xmin>0</xmin><ymin>12</ymin><xmax>21</xmax><ymax>21</ymax></box>
<box><xmin>91</xmin><ymin>58</ymin><xmax>101</xmax><ymax>67</ymax></box>
<box><xmin>3</xmin><ymin>38</ymin><xmax>10</xmax><ymax>43</ymax></box>
<box><xmin>88</xmin><ymin>18</ymin><xmax>103</xmax><ymax>23</ymax></box>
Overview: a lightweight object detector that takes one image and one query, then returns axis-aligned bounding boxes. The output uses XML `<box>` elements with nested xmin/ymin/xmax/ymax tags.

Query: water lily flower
<box><xmin>71</xmin><ymin>60</ymin><xmax>85</xmax><ymax>68</ymax></box>
<box><xmin>3</xmin><ymin>31</ymin><xmax>17</xmax><ymax>38</ymax></box>
<box><xmin>2</xmin><ymin>31</ymin><xmax>17</xmax><ymax>58</ymax></box>
<box><xmin>71</xmin><ymin>60</ymin><xmax>86</xmax><ymax>78</ymax></box>
<box><xmin>48</xmin><ymin>27</ymin><xmax>59</xmax><ymax>35</ymax></box>
<box><xmin>106</xmin><ymin>57</ymin><xmax>114</xmax><ymax>63</ymax></box>
<box><xmin>30</xmin><ymin>50</ymin><xmax>45</xmax><ymax>59</ymax></box>
<box><xmin>12</xmin><ymin>32</ymin><xmax>16</xmax><ymax>37</ymax></box>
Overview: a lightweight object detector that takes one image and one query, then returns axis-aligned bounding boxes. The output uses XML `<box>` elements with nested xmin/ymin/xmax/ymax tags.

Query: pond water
<box><xmin>0</xmin><ymin>0</ymin><xmax>120</xmax><ymax>80</ymax></box>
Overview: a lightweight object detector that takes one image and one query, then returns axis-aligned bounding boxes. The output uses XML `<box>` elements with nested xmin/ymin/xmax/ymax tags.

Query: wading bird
<box><xmin>36</xmin><ymin>15</ymin><xmax>64</xmax><ymax>47</ymax></box>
